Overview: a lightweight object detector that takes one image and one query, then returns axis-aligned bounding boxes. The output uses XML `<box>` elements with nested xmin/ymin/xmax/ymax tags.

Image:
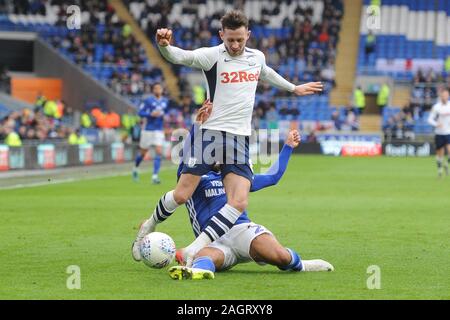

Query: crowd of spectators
<box><xmin>410</xmin><ymin>68</ymin><xmax>450</xmax><ymax>110</ymax></box>
<box><xmin>0</xmin><ymin>0</ymin><xmax>47</xmax><ymax>15</ymax></box>
<box><xmin>382</xmin><ymin>69</ymin><xmax>450</xmax><ymax>140</ymax></box>
<box><xmin>0</xmin><ymin>90</ymin><xmax>203</xmax><ymax>145</ymax></box>
<box><xmin>0</xmin><ymin>93</ymin><xmax>78</xmax><ymax>143</ymax></box>
<box><xmin>1</xmin><ymin>0</ymin><xmax>349</xmax><ymax>147</ymax></box>
<box><xmin>34</xmin><ymin>0</ymin><xmax>166</xmax><ymax>98</ymax></box>
<box><xmin>331</xmin><ymin>107</ymin><xmax>359</xmax><ymax>132</ymax></box>
<box><xmin>382</xmin><ymin>105</ymin><xmax>416</xmax><ymax>141</ymax></box>
<box><xmin>1</xmin><ymin>0</ymin><xmax>166</xmax><ymax>98</ymax></box>
<box><xmin>129</xmin><ymin>0</ymin><xmax>343</xmax><ymax>98</ymax></box>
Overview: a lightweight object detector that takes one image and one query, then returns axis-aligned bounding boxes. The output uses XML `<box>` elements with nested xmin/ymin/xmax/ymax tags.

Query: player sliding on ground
<box><xmin>134</xmin><ymin>101</ymin><xmax>334</xmax><ymax>279</ymax></box>
<box><xmin>170</xmin><ymin>128</ymin><xmax>333</xmax><ymax>280</ymax></box>
<box><xmin>132</xmin><ymin>10</ymin><xmax>323</xmax><ymax>266</ymax></box>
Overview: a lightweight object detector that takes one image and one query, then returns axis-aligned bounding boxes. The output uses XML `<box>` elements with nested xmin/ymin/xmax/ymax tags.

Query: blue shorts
<box><xmin>435</xmin><ymin>134</ymin><xmax>450</xmax><ymax>149</ymax></box>
<box><xmin>180</xmin><ymin>128</ymin><xmax>253</xmax><ymax>183</ymax></box>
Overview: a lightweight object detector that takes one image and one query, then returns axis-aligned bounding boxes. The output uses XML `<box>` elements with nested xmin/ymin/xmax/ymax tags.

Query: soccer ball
<box><xmin>140</xmin><ymin>232</ymin><xmax>176</xmax><ymax>269</ymax></box>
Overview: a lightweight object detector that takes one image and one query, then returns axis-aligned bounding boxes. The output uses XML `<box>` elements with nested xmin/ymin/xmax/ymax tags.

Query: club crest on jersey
<box><xmin>247</xmin><ymin>58</ymin><xmax>256</xmax><ymax>66</ymax></box>
<box><xmin>187</xmin><ymin>157</ymin><xmax>197</xmax><ymax>168</ymax></box>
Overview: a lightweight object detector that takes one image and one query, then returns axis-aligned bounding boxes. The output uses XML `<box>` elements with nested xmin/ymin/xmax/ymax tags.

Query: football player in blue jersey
<box><xmin>133</xmin><ymin>83</ymin><xmax>168</xmax><ymax>184</ymax></box>
<box><xmin>133</xmin><ymin>101</ymin><xmax>334</xmax><ymax>279</ymax></box>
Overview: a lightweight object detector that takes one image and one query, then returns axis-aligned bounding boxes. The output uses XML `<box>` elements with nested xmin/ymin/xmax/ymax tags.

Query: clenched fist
<box><xmin>285</xmin><ymin>130</ymin><xmax>301</xmax><ymax>148</ymax></box>
<box><xmin>156</xmin><ymin>28</ymin><xmax>172</xmax><ymax>47</ymax></box>
<box><xmin>195</xmin><ymin>99</ymin><xmax>213</xmax><ymax>124</ymax></box>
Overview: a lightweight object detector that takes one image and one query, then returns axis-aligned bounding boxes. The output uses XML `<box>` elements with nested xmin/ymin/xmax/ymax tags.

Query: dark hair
<box><xmin>152</xmin><ymin>82</ymin><xmax>162</xmax><ymax>90</ymax></box>
<box><xmin>221</xmin><ymin>10</ymin><xmax>249</xmax><ymax>30</ymax></box>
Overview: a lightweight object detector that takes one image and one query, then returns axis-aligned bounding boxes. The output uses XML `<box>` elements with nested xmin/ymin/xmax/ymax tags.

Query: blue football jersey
<box><xmin>185</xmin><ymin>172</ymin><xmax>251</xmax><ymax>237</ymax></box>
<box><xmin>138</xmin><ymin>95</ymin><xmax>168</xmax><ymax>131</ymax></box>
<box><xmin>176</xmin><ymin>124</ymin><xmax>294</xmax><ymax>239</ymax></box>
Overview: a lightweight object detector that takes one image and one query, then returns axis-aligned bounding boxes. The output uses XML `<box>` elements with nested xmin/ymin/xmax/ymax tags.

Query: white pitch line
<box><xmin>0</xmin><ymin>165</ymin><xmax>176</xmax><ymax>190</ymax></box>
<box><xmin>1</xmin><ymin>178</ymin><xmax>77</xmax><ymax>190</ymax></box>
<box><xmin>0</xmin><ymin>173</ymin><xmax>133</xmax><ymax>190</ymax></box>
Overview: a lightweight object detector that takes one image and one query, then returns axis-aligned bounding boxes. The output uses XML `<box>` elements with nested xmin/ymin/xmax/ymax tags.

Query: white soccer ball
<box><xmin>140</xmin><ymin>232</ymin><xmax>176</xmax><ymax>269</ymax></box>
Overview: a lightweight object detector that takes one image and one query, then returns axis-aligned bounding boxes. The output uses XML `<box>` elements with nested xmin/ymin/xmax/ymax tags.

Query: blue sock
<box><xmin>192</xmin><ymin>256</ymin><xmax>216</xmax><ymax>272</ymax></box>
<box><xmin>135</xmin><ymin>154</ymin><xmax>144</xmax><ymax>168</ymax></box>
<box><xmin>278</xmin><ymin>248</ymin><xmax>303</xmax><ymax>272</ymax></box>
<box><xmin>153</xmin><ymin>155</ymin><xmax>161</xmax><ymax>175</ymax></box>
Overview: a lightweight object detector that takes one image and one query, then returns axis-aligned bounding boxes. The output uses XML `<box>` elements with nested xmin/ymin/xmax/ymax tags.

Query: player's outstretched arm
<box><xmin>260</xmin><ymin>64</ymin><xmax>323</xmax><ymax>96</ymax></box>
<box><xmin>156</xmin><ymin>28</ymin><xmax>217</xmax><ymax>71</ymax></box>
<box><xmin>250</xmin><ymin>130</ymin><xmax>301</xmax><ymax>192</ymax></box>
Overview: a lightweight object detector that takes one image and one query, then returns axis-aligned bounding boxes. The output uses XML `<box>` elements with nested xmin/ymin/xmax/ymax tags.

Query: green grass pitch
<box><xmin>0</xmin><ymin>156</ymin><xmax>449</xmax><ymax>299</ymax></box>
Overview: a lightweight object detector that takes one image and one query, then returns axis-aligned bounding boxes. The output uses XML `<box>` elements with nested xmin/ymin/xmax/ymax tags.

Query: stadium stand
<box><xmin>0</xmin><ymin>0</ymin><xmax>164</xmax><ymax>108</ymax></box>
<box><xmin>358</xmin><ymin>0</ymin><xmax>450</xmax><ymax>80</ymax></box>
<box><xmin>1</xmin><ymin>0</ymin><xmax>351</xmax><ymax>146</ymax></box>
<box><xmin>356</xmin><ymin>0</ymin><xmax>450</xmax><ymax>136</ymax></box>
<box><xmin>125</xmin><ymin>0</ymin><xmax>346</xmax><ymax>130</ymax></box>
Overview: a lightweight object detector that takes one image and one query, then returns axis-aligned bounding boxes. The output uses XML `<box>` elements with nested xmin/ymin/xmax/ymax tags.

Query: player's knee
<box><xmin>228</xmin><ymin>198</ymin><xmax>248</xmax><ymax>213</ymax></box>
<box><xmin>173</xmin><ymin>190</ymin><xmax>189</xmax><ymax>204</ymax></box>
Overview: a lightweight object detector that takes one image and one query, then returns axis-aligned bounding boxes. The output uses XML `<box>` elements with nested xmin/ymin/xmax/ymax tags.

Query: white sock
<box><xmin>162</xmin><ymin>190</ymin><xmax>179</xmax><ymax>211</ymax></box>
<box><xmin>203</xmin><ymin>204</ymin><xmax>241</xmax><ymax>241</ymax></box>
<box><xmin>187</xmin><ymin>232</ymin><xmax>212</xmax><ymax>253</ymax></box>
<box><xmin>153</xmin><ymin>190</ymin><xmax>179</xmax><ymax>224</ymax></box>
<box><xmin>184</xmin><ymin>232</ymin><xmax>212</xmax><ymax>266</ymax></box>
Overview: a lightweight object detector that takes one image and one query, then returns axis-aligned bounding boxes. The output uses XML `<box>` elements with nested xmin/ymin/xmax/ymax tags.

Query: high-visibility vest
<box><xmin>112</xmin><ymin>112</ymin><xmax>121</xmax><ymax>128</ymax></box>
<box><xmin>68</xmin><ymin>133</ymin><xmax>78</xmax><ymax>145</ymax></box>
<box><xmin>92</xmin><ymin>109</ymin><xmax>107</xmax><ymax>128</ymax></box>
<box><xmin>81</xmin><ymin>113</ymin><xmax>92</xmax><ymax>128</ymax></box>
<box><xmin>122</xmin><ymin>114</ymin><xmax>137</xmax><ymax>130</ymax></box>
<box><xmin>366</xmin><ymin>33</ymin><xmax>376</xmax><ymax>45</ymax></box>
<box><xmin>445</xmin><ymin>56</ymin><xmax>450</xmax><ymax>73</ymax></box>
<box><xmin>354</xmin><ymin>89</ymin><xmax>366</xmax><ymax>108</ymax></box>
<box><xmin>106</xmin><ymin>112</ymin><xmax>120</xmax><ymax>128</ymax></box>
<box><xmin>77</xmin><ymin>135</ymin><xmax>88</xmax><ymax>145</ymax></box>
<box><xmin>5</xmin><ymin>132</ymin><xmax>22</xmax><ymax>147</ymax></box>
<box><xmin>371</xmin><ymin>0</ymin><xmax>381</xmax><ymax>7</ymax></box>
<box><xmin>35</xmin><ymin>96</ymin><xmax>46</xmax><ymax>107</ymax></box>
<box><xmin>122</xmin><ymin>24</ymin><xmax>132</xmax><ymax>38</ymax></box>
<box><xmin>69</xmin><ymin>133</ymin><xmax>88</xmax><ymax>145</ymax></box>
<box><xmin>55</xmin><ymin>101</ymin><xmax>64</xmax><ymax>119</ymax></box>
<box><xmin>193</xmin><ymin>85</ymin><xmax>206</xmax><ymax>105</ymax></box>
<box><xmin>44</xmin><ymin>100</ymin><xmax>57</xmax><ymax>117</ymax></box>
<box><xmin>377</xmin><ymin>84</ymin><xmax>390</xmax><ymax>106</ymax></box>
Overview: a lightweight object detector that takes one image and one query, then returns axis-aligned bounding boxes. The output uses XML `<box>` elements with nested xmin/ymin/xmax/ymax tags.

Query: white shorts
<box><xmin>208</xmin><ymin>222</ymin><xmax>273</xmax><ymax>271</ymax></box>
<box><xmin>139</xmin><ymin>130</ymin><xmax>165</xmax><ymax>149</ymax></box>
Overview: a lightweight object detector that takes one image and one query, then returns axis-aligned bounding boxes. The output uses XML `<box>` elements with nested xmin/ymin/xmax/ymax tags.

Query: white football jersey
<box><xmin>159</xmin><ymin>43</ymin><xmax>295</xmax><ymax>136</ymax></box>
<box><xmin>428</xmin><ymin>100</ymin><xmax>450</xmax><ymax>135</ymax></box>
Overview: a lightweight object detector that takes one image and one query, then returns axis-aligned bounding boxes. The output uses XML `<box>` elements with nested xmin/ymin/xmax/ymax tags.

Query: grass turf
<box><xmin>0</xmin><ymin>156</ymin><xmax>449</xmax><ymax>299</ymax></box>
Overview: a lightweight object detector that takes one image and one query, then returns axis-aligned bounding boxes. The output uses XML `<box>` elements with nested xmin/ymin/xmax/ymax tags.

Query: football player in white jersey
<box><xmin>132</xmin><ymin>11</ymin><xmax>323</xmax><ymax>266</ymax></box>
<box><xmin>428</xmin><ymin>87</ymin><xmax>450</xmax><ymax>177</ymax></box>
